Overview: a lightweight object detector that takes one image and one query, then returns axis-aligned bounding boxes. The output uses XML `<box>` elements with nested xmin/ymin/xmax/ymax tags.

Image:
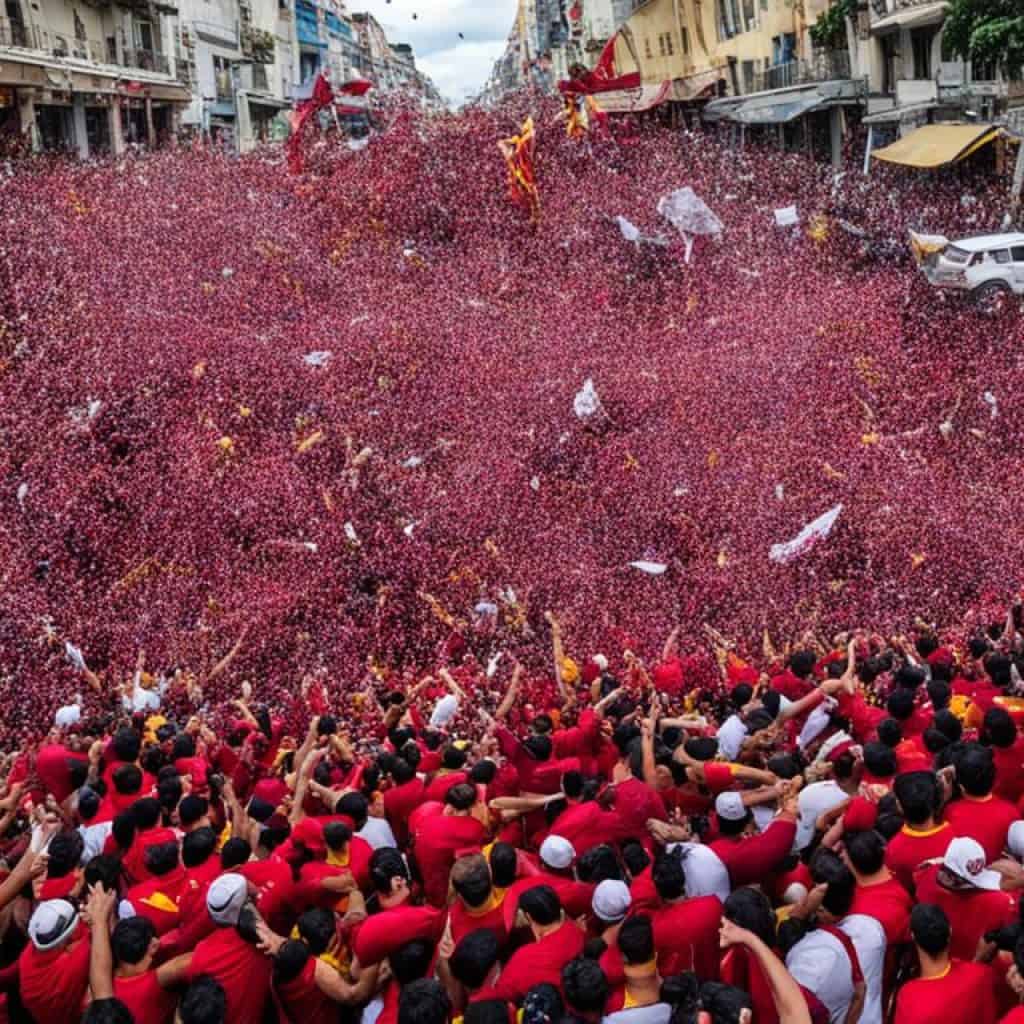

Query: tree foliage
<box><xmin>809</xmin><ymin>0</ymin><xmax>854</xmax><ymax>51</ymax></box>
<box><xmin>944</xmin><ymin>0</ymin><xmax>1024</xmax><ymax>76</ymax></box>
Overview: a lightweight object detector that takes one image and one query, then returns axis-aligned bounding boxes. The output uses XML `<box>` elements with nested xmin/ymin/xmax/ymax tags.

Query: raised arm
<box><xmin>86</xmin><ymin>884</ymin><xmax>118</xmax><ymax>1001</ymax></box>
<box><xmin>208</xmin><ymin>625</ymin><xmax>250</xmax><ymax>682</ymax></box>
<box><xmin>719</xmin><ymin>920</ymin><xmax>810</xmax><ymax>1024</ymax></box>
<box><xmin>494</xmin><ymin>664</ymin><xmax>522</xmax><ymax>721</ymax></box>
<box><xmin>545</xmin><ymin>612</ymin><xmax>568</xmax><ymax>700</ymax></box>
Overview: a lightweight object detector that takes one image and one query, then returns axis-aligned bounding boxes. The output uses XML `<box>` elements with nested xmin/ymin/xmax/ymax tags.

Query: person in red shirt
<box><xmin>383</xmin><ymin>758</ymin><xmax>427</xmax><ymax>847</ymax></box>
<box><xmin>448</xmin><ymin>853</ymin><xmax>509</xmax><ymax>949</ymax></box>
<box><xmin>894</xmin><ymin>903</ymin><xmax>997</xmax><ymax>1024</ymax></box>
<box><xmin>109</xmin><ymin>916</ymin><xmax>193</xmax><ymax>1024</ymax></box>
<box><xmin>18</xmin><ymin>898</ymin><xmax>92</xmax><ymax>1024</ymax></box>
<box><xmin>707</xmin><ymin>791</ymin><xmax>799</xmax><ymax>889</ymax></box>
<box><xmin>984</xmin><ymin>708</ymin><xmax>1024</xmax><ymax>803</ymax></box>
<box><xmin>770</xmin><ymin>650</ymin><xmax>817</xmax><ymax>701</ymax></box>
<box><xmin>446</xmin><ymin>928</ymin><xmax>503</xmax><ymax>1010</ymax></box>
<box><xmin>913</xmin><ymin>837</ymin><xmax>1016</xmax><ymax>962</ymax></box>
<box><xmin>885</xmin><ymin>771</ymin><xmax>954</xmax><ymax>891</ymax></box>
<box><xmin>412</xmin><ymin>783</ymin><xmax>488</xmax><ymax>907</ymax></box>
<box><xmin>1003</xmin><ymin>939</ymin><xmax>1024</xmax><ymax>1024</ymax></box>
<box><xmin>121</xmin><ymin>797</ymin><xmax>178</xmax><ymax>885</ymax></box>
<box><xmin>844</xmin><ymin>830</ymin><xmax>912</xmax><ymax>945</ymax></box>
<box><xmin>647</xmin><ymin>850</ymin><xmax>722</xmax><ymax>980</ymax></box>
<box><xmin>944</xmin><ymin>744</ymin><xmax>1021</xmax><ymax>864</ymax></box>
<box><xmin>125</xmin><ymin>840</ymin><xmax>189</xmax><ymax>936</ymax></box>
<box><xmin>424</xmin><ymin>744</ymin><xmax>470</xmax><ymax>803</ymax></box>
<box><xmin>487</xmin><ymin>885</ymin><xmax>585</xmax><ymax>1004</ymax></box>
<box><xmin>35</xmin><ymin>741</ymin><xmax>89</xmax><ymax>804</ymax></box>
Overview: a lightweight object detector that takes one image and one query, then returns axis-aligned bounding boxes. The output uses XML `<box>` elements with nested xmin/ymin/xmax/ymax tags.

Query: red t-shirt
<box><xmin>612</xmin><ymin>778</ymin><xmax>668</xmax><ymax>837</ymax></box>
<box><xmin>186</xmin><ymin>928</ymin><xmax>273</xmax><ymax>1024</ymax></box>
<box><xmin>993</xmin><ymin>739</ymin><xmax>1024</xmax><ymax>802</ymax></box>
<box><xmin>943</xmin><ymin>794</ymin><xmax>1020</xmax><ymax>864</ymax></box>
<box><xmin>914</xmin><ymin>864</ymin><xmax>1016</xmax><ymax>961</ymax></box>
<box><xmin>709</xmin><ymin>818</ymin><xmax>797</xmax><ymax>887</ymax></box>
<box><xmin>721</xmin><ymin>944</ymin><xmax>781</xmax><ymax>1024</ymax></box>
<box><xmin>122</xmin><ymin>826</ymin><xmax>179</xmax><ymax>886</ymax></box>
<box><xmin>276</xmin><ymin>956</ymin><xmax>337</xmax><ymax>1024</ymax></box>
<box><xmin>1000</xmin><ymin>1007</ymin><xmax>1024</xmax><ymax>1024</ymax></box>
<box><xmin>894</xmin><ymin>960</ymin><xmax>997</xmax><ymax>1024</ymax></box>
<box><xmin>546</xmin><ymin>801</ymin><xmax>629</xmax><ymax>855</ymax></box>
<box><xmin>352</xmin><ymin>905</ymin><xmax>446</xmax><ymax>966</ymax></box>
<box><xmin>424</xmin><ymin>770</ymin><xmax>470</xmax><ymax>804</ymax></box>
<box><xmin>849</xmin><ymin>876</ymin><xmax>912</xmax><ymax>944</ymax></box>
<box><xmin>885</xmin><ymin>823</ymin><xmax>954</xmax><ymax>891</ymax></box>
<box><xmin>488</xmin><ymin>920</ymin><xmax>585</xmax><ymax>1004</ymax></box>
<box><xmin>113</xmin><ymin>969</ymin><xmax>178</xmax><ymax>1024</ymax></box>
<box><xmin>383</xmin><ymin>779</ymin><xmax>427</xmax><ymax>846</ymax></box>
<box><xmin>127</xmin><ymin>865</ymin><xmax>188</xmax><ymax>935</ymax></box>
<box><xmin>449</xmin><ymin>892</ymin><xmax>509</xmax><ymax>949</ymax></box>
<box><xmin>412</xmin><ymin>813</ymin><xmax>487</xmax><ymax>907</ymax></box>
<box><xmin>35</xmin><ymin>745</ymin><xmax>88</xmax><ymax>804</ymax></box>
<box><xmin>18</xmin><ymin>929</ymin><xmax>91</xmax><ymax>1024</ymax></box>
<box><xmin>241</xmin><ymin>857</ymin><xmax>299</xmax><ymax>935</ymax></box>
<box><xmin>651</xmin><ymin>895</ymin><xmax>722</xmax><ymax>980</ymax></box>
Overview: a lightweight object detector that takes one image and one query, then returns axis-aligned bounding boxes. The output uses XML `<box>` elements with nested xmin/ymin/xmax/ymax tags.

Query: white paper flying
<box><xmin>303</xmin><ymin>351</ymin><xmax>333</xmax><ymax>368</ymax></box>
<box><xmin>64</xmin><ymin>641</ymin><xmax>87</xmax><ymax>672</ymax></box>
<box><xmin>343</xmin><ymin>521</ymin><xmax>359</xmax><ymax>545</ymax></box>
<box><xmin>16</xmin><ymin>482</ymin><xmax>28</xmax><ymax>508</ymax></box>
<box><xmin>983</xmin><ymin>390</ymin><xmax>998</xmax><ymax>419</ymax></box>
<box><xmin>573</xmin><ymin>378</ymin><xmax>603</xmax><ymax>420</ymax></box>
<box><xmin>629</xmin><ymin>560</ymin><xmax>668</xmax><ymax>575</ymax></box>
<box><xmin>774</xmin><ymin>206</ymin><xmax>799</xmax><ymax>228</ymax></box>
<box><xmin>657</xmin><ymin>188</ymin><xmax>723</xmax><ymax>265</ymax></box>
<box><xmin>430</xmin><ymin>693</ymin><xmax>459</xmax><ymax>728</ymax></box>
<box><xmin>617</xmin><ymin>216</ymin><xmax>641</xmax><ymax>243</ymax></box>
<box><xmin>769</xmin><ymin>504</ymin><xmax>843</xmax><ymax>564</ymax></box>
<box><xmin>486</xmin><ymin>652</ymin><xmax>503</xmax><ymax>678</ymax></box>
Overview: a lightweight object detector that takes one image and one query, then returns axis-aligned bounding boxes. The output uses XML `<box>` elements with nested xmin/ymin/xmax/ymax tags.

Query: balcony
<box><xmin>754</xmin><ymin>49</ymin><xmax>851</xmax><ymax>92</ymax></box>
<box><xmin>0</xmin><ymin>16</ymin><xmax>34</xmax><ymax>47</ymax></box>
<box><xmin>122</xmin><ymin>46</ymin><xmax>170</xmax><ymax>74</ymax></box>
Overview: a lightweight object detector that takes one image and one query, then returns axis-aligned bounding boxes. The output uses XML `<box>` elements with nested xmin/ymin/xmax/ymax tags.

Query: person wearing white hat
<box><xmin>592</xmin><ymin>879</ymin><xmax>631</xmax><ymax>925</ymax></box>
<box><xmin>19</xmin><ymin>897</ymin><xmax>91</xmax><ymax>1024</ymax></box>
<box><xmin>539</xmin><ymin>835</ymin><xmax>576</xmax><ymax>874</ymax></box>
<box><xmin>1008</xmin><ymin>819</ymin><xmax>1024</xmax><ymax>861</ymax></box>
<box><xmin>708</xmin><ymin>784</ymin><xmax>799</xmax><ymax>888</ymax></box>
<box><xmin>913</xmin><ymin>836</ymin><xmax>1016</xmax><ymax>961</ymax></box>
<box><xmin>54</xmin><ymin>695</ymin><xmax>82</xmax><ymax>729</ymax></box>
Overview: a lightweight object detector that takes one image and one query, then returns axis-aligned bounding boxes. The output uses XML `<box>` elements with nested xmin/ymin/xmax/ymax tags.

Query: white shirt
<box><xmin>795</xmin><ymin>780</ymin><xmax>848</xmax><ymax>850</ymax></box>
<box><xmin>603</xmin><ymin>1005</ymin><xmax>672</xmax><ymax>1024</ymax></box>
<box><xmin>840</xmin><ymin>914</ymin><xmax>886</xmax><ymax>1024</ymax></box>
<box><xmin>667</xmin><ymin>842</ymin><xmax>731</xmax><ymax>903</ymax></box>
<box><xmin>79</xmin><ymin>821</ymin><xmax>113</xmax><ymax>864</ymax></box>
<box><xmin>785</xmin><ymin>929</ymin><xmax>853</xmax><ymax>1024</ymax></box>
<box><xmin>358</xmin><ymin>817</ymin><xmax>397</xmax><ymax>850</ymax></box>
<box><xmin>716</xmin><ymin>715</ymin><xmax>749</xmax><ymax>761</ymax></box>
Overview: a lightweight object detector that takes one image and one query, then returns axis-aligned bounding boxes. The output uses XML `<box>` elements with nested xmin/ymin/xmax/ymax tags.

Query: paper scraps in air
<box><xmin>630</xmin><ymin>560</ymin><xmax>668</xmax><ymax>575</ymax></box>
<box><xmin>774</xmin><ymin>206</ymin><xmax>799</xmax><ymax>228</ymax></box>
<box><xmin>573</xmin><ymin>378</ymin><xmax>604</xmax><ymax>420</ymax></box>
<box><xmin>657</xmin><ymin>188</ymin><xmax>723</xmax><ymax>264</ymax></box>
<box><xmin>303</xmin><ymin>351</ymin><xmax>333</xmax><ymax>368</ymax></box>
<box><xmin>769</xmin><ymin>504</ymin><xmax>843</xmax><ymax>564</ymax></box>
<box><xmin>65</xmin><ymin>641</ymin><xmax>87</xmax><ymax>672</ymax></box>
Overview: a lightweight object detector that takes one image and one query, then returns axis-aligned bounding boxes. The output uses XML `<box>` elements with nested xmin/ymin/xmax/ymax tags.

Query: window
<box><xmin>911</xmin><ymin>26</ymin><xmax>934</xmax><ymax>79</ymax></box>
<box><xmin>680</xmin><ymin>26</ymin><xmax>689</xmax><ymax>54</ymax></box>
<box><xmin>658</xmin><ymin>33</ymin><xmax>666</xmax><ymax>56</ymax></box>
<box><xmin>742</xmin><ymin>59</ymin><xmax>755</xmax><ymax>92</ymax></box>
<box><xmin>1012</xmin><ymin>246</ymin><xmax>1024</xmax><ymax>263</ymax></box>
<box><xmin>136</xmin><ymin>20</ymin><xmax>153</xmax><ymax>52</ymax></box>
<box><xmin>742</xmin><ymin>0</ymin><xmax>756</xmax><ymax>32</ymax></box>
<box><xmin>992</xmin><ymin>249</ymin><xmax>1012</xmax><ymax>265</ymax></box>
<box><xmin>645</xmin><ymin>36</ymin><xmax>652</xmax><ymax>58</ymax></box>
<box><xmin>665</xmin><ymin>31</ymin><xmax>673</xmax><ymax>55</ymax></box>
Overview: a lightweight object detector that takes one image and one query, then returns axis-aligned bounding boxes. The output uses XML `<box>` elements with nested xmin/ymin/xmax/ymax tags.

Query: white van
<box><xmin>916</xmin><ymin>232</ymin><xmax>1024</xmax><ymax>315</ymax></box>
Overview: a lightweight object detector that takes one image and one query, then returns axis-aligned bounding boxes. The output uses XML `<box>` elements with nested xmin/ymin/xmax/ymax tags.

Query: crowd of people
<box><xmin>4</xmin><ymin>607</ymin><xmax>1024</xmax><ymax>1024</ymax></box>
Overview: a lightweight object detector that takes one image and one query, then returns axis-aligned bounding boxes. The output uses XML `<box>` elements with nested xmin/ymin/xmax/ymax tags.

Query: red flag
<box><xmin>499</xmin><ymin>117</ymin><xmax>539</xmax><ymax>224</ymax></box>
<box><xmin>558</xmin><ymin>32</ymin><xmax>641</xmax><ymax>96</ymax></box>
<box><xmin>286</xmin><ymin>72</ymin><xmax>335</xmax><ymax>174</ymax></box>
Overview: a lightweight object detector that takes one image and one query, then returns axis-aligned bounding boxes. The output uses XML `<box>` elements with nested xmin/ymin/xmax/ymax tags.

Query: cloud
<box><xmin>353</xmin><ymin>0</ymin><xmax>517</xmax><ymax>103</ymax></box>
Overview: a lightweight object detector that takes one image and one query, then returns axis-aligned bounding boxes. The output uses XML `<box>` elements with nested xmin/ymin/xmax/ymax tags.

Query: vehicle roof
<box><xmin>952</xmin><ymin>233</ymin><xmax>1024</xmax><ymax>251</ymax></box>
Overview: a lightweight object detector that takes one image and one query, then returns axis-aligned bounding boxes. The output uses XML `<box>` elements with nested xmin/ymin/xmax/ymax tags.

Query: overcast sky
<box><xmin>353</xmin><ymin>0</ymin><xmax>519</xmax><ymax>105</ymax></box>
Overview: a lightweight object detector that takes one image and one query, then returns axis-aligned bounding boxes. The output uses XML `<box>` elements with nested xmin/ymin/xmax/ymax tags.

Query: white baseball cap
<box><xmin>943</xmin><ymin>836</ymin><xmax>1002</xmax><ymax>891</ymax></box>
<box><xmin>1008</xmin><ymin>821</ymin><xmax>1024</xmax><ymax>860</ymax></box>
<box><xmin>206</xmin><ymin>873</ymin><xmax>249</xmax><ymax>926</ymax></box>
<box><xmin>592</xmin><ymin>879</ymin><xmax>631</xmax><ymax>923</ymax></box>
<box><xmin>54</xmin><ymin>700</ymin><xmax>82</xmax><ymax>728</ymax></box>
<box><xmin>429</xmin><ymin>694</ymin><xmax>459</xmax><ymax>729</ymax></box>
<box><xmin>28</xmin><ymin>899</ymin><xmax>79</xmax><ymax>951</ymax></box>
<box><xmin>539</xmin><ymin>835</ymin><xmax>576</xmax><ymax>871</ymax></box>
<box><xmin>715</xmin><ymin>791</ymin><xmax>747</xmax><ymax>822</ymax></box>
<box><xmin>666</xmin><ymin>842</ymin><xmax>731</xmax><ymax>904</ymax></box>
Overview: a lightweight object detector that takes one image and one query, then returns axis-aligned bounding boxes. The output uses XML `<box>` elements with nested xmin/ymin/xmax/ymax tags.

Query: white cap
<box><xmin>429</xmin><ymin>694</ymin><xmax>459</xmax><ymax>729</ymax></box>
<box><xmin>28</xmin><ymin>899</ymin><xmax>79</xmax><ymax>951</ymax></box>
<box><xmin>666</xmin><ymin>842</ymin><xmax>731</xmax><ymax>904</ymax></box>
<box><xmin>592</xmin><ymin>654</ymin><xmax>609</xmax><ymax>671</ymax></box>
<box><xmin>592</xmin><ymin>879</ymin><xmax>631</xmax><ymax>923</ymax></box>
<box><xmin>943</xmin><ymin>836</ymin><xmax>1002</xmax><ymax>891</ymax></box>
<box><xmin>207</xmin><ymin>873</ymin><xmax>248</xmax><ymax>926</ymax></box>
<box><xmin>782</xmin><ymin>882</ymin><xmax>809</xmax><ymax>904</ymax></box>
<box><xmin>118</xmin><ymin>900</ymin><xmax>137</xmax><ymax>920</ymax></box>
<box><xmin>1008</xmin><ymin>821</ymin><xmax>1024</xmax><ymax>860</ymax></box>
<box><xmin>539</xmin><ymin>835</ymin><xmax>576</xmax><ymax>870</ymax></box>
<box><xmin>54</xmin><ymin>703</ymin><xmax>82</xmax><ymax>728</ymax></box>
<box><xmin>715</xmin><ymin>791</ymin><xmax>747</xmax><ymax>822</ymax></box>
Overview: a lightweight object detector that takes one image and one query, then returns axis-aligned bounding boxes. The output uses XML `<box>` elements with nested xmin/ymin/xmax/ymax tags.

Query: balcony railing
<box><xmin>0</xmin><ymin>16</ymin><xmax>34</xmax><ymax>47</ymax></box>
<box><xmin>122</xmin><ymin>47</ymin><xmax>170</xmax><ymax>74</ymax></box>
<box><xmin>754</xmin><ymin>49</ymin><xmax>851</xmax><ymax>93</ymax></box>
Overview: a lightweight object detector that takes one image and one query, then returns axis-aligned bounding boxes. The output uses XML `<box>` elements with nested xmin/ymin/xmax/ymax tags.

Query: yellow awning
<box><xmin>872</xmin><ymin>123</ymin><xmax>1000</xmax><ymax>168</ymax></box>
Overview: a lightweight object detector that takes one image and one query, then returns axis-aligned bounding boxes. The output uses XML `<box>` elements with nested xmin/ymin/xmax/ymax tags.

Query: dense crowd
<box><xmin>4</xmin><ymin>610</ymin><xmax>1024</xmax><ymax>1024</ymax></box>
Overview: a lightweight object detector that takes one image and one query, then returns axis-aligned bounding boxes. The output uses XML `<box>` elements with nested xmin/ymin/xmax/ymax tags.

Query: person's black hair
<box><xmin>442</xmin><ymin>745</ymin><xmax>468</xmax><ymax>771</ymax></box>
<box><xmin>765</xmin><ymin>753</ymin><xmax>801</xmax><ymax>780</ymax></box>
<box><xmin>465</xmin><ymin>1000</ymin><xmax>511</xmax><ymax>1024</ymax></box>
<box><xmin>398</xmin><ymin>978</ymin><xmax>452</xmax><ymax>1024</ymax></box>
<box><xmin>67</xmin><ymin>757</ymin><xmax>89</xmax><ymax>792</ymax></box>
<box><xmin>111</xmin><ymin>812</ymin><xmax>136</xmax><ymax>850</ymax></box>
<box><xmin>833</xmin><ymin>751</ymin><xmax>857</xmax><ymax>781</ymax></box>
<box><xmin>562</xmin><ymin>770</ymin><xmax>585</xmax><ymax>800</ymax></box>
<box><xmin>422</xmin><ymin>730</ymin><xmax>444</xmax><ymax>752</ymax></box>
<box><xmin>182</xmin><ymin>826</ymin><xmax>217</xmax><ymax>868</ymax></box>
<box><xmin>390</xmin><ymin>758</ymin><xmax>415</xmax><ymax>787</ymax></box>
<box><xmin>934</xmin><ymin>709</ymin><xmax>962</xmax><ymax>743</ymax></box>
<box><xmin>895</xmin><ymin>665</ymin><xmax>927</xmax><ymax>690</ymax></box>
<box><xmin>274</xmin><ymin>938</ymin><xmax>311</xmax><ymax>986</ymax></box>
<box><xmin>652</xmin><ymin>851</ymin><xmax>686</xmax><ymax>902</ymax></box>
<box><xmin>611</xmin><ymin>723</ymin><xmax>640</xmax><ymax>758</ymax></box>
<box><xmin>370</xmin><ymin>847</ymin><xmax>410</xmax><ymax>894</ymax></box>
<box><xmin>391</xmin><ymin>938</ymin><xmax>436</xmax><ymax>985</ymax></box>
<box><xmin>84</xmin><ymin>854</ymin><xmax>122</xmax><ymax>893</ymax></box>
<box><xmin>470</xmin><ymin>760</ymin><xmax>497</xmax><ymax>786</ymax></box>
<box><xmin>390</xmin><ymin>726</ymin><xmax>416</xmax><ymax>749</ymax></box>
<box><xmin>131</xmin><ymin>797</ymin><xmax>162</xmax><ymax>831</ymax></box>
<box><xmin>489</xmin><ymin>842</ymin><xmax>518</xmax><ymax>888</ymax></box>
<box><xmin>112</xmin><ymin>916</ymin><xmax>157</xmax><ymax>966</ymax></box>
<box><xmin>172</xmin><ymin>734</ymin><xmax>197</xmax><ymax>761</ymax></box>
<box><xmin>523</xmin><ymin>734</ymin><xmax>553</xmax><ymax>762</ymax></box>
<box><xmin>145</xmin><ymin>841</ymin><xmax>180</xmax><ymax>877</ymax></box>
<box><xmin>969</xmin><ymin>636</ymin><xmax>991</xmax><ymax>660</ymax></box>
<box><xmin>562</xmin><ymin>957</ymin><xmax>609</xmax><ymax>1016</ymax></box>
<box><xmin>179</xmin><ymin>795</ymin><xmax>209</xmax><ymax>828</ymax></box>
<box><xmin>82</xmin><ymin>999</ymin><xmax>135</xmax><ymax>1024</ymax></box>
<box><xmin>826</xmin><ymin>661</ymin><xmax>847</xmax><ymax>680</ymax></box>
<box><xmin>255</xmin><ymin>707</ymin><xmax>274</xmax><ymax>740</ymax></box>
<box><xmin>46</xmin><ymin>831</ymin><xmax>84</xmax><ymax>878</ymax></box>
<box><xmin>519</xmin><ymin>884</ymin><xmax>562</xmax><ymax>926</ymax></box>
<box><xmin>875</xmin><ymin>813</ymin><xmax>904</xmax><ymax>840</ymax></box>
<box><xmin>180</xmin><ymin>975</ymin><xmax>227</xmax><ymax>1024</ymax></box>
<box><xmin>789</xmin><ymin>650</ymin><xmax>816</xmax><ymax>679</ymax></box>
<box><xmin>156</xmin><ymin>723</ymin><xmax>177</xmax><ymax>744</ymax></box>
<box><xmin>452</xmin><ymin>854</ymin><xmax>492</xmax><ymax>908</ymax></box>
<box><xmin>617</xmin><ymin>914</ymin><xmax>655</xmax><ymax>965</ymax></box>
<box><xmin>922</xmin><ymin>728</ymin><xmax>950</xmax><ymax>755</ymax></box>
<box><xmin>717</xmin><ymin>806</ymin><xmax>752</xmax><ymax>838</ymax></box>
<box><xmin>532</xmin><ymin>714</ymin><xmax>554</xmax><ymax>735</ymax></box>
<box><xmin>844</xmin><ymin>829</ymin><xmax>886</xmax><ymax>876</ymax></box>
<box><xmin>776</xmin><ymin>917</ymin><xmax>809</xmax><ymax>957</ymax></box>
<box><xmin>78</xmin><ymin>786</ymin><xmax>102</xmax><ymax>822</ymax></box>
<box><xmin>810</xmin><ymin>848</ymin><xmax>855</xmax><ymax>918</ymax></box>
<box><xmin>323</xmin><ymin>821</ymin><xmax>352</xmax><ymax>853</ymax></box>
<box><xmin>337</xmin><ymin>791</ymin><xmax>369</xmax><ymax>829</ymax></box>
<box><xmin>893</xmin><ymin>771</ymin><xmax>940</xmax><ymax>825</ymax></box>
<box><xmin>742</xmin><ymin>709</ymin><xmax>774</xmax><ymax>734</ymax></box>
<box><xmin>112</xmin><ymin>727</ymin><xmax>142</xmax><ymax>764</ymax></box>
<box><xmin>983</xmin><ymin>707</ymin><xmax>1017</xmax><ymax>749</ymax></box>
<box><xmin>699</xmin><ymin>981</ymin><xmax>752</xmax><ymax>1024</ymax></box>
<box><xmin>576</xmin><ymin>844</ymin><xmax>622</xmax><ymax>885</ymax></box>
<box><xmin>884</xmin><ymin>688</ymin><xmax>917</xmax><ymax>720</ymax></box>
<box><xmin>761</xmin><ymin>691</ymin><xmax>782</xmax><ymax>720</ymax></box>
<box><xmin>863</xmin><ymin>742</ymin><xmax>897</xmax><ymax>779</ymax></box>
<box><xmin>910</xmin><ymin>903</ymin><xmax>950</xmax><ymax>956</ymax></box>
<box><xmin>916</xmin><ymin>634</ymin><xmax>939</xmax><ymax>659</ymax></box>
<box><xmin>621</xmin><ymin>840</ymin><xmax>651</xmax><ymax>879</ymax></box>
<box><xmin>318</xmin><ymin>715</ymin><xmax>338</xmax><ymax>736</ymax></box>
<box><xmin>157</xmin><ymin>776</ymin><xmax>183</xmax><ymax>814</ymax></box>
<box><xmin>731</xmin><ymin>684</ymin><xmax>753</xmax><ymax>710</ymax></box>
<box><xmin>955</xmin><ymin>742</ymin><xmax>996</xmax><ymax>797</ymax></box>
<box><xmin>986</xmin><ymin>653</ymin><xmax>1013</xmax><ymax>688</ymax></box>
<box><xmin>313</xmin><ymin>762</ymin><xmax>333</xmax><ymax>788</ymax></box>
<box><xmin>683</xmin><ymin>736</ymin><xmax>718</xmax><ymax>762</ymax></box>
<box><xmin>522</xmin><ymin>983</ymin><xmax>564</xmax><ymax>1024</ymax></box>
<box><xmin>450</xmin><ymin>928</ymin><xmax>501</xmax><ymax>990</ymax></box>
<box><xmin>296</xmin><ymin>907</ymin><xmax>334</xmax><ymax>956</ymax></box>
<box><xmin>112</xmin><ymin>763</ymin><xmax>143</xmax><ymax>796</ymax></box>
<box><xmin>247</xmin><ymin>796</ymin><xmax>274</xmax><ymax>824</ymax></box>
<box><xmin>661</xmin><ymin>973</ymin><xmax>700</xmax><ymax>1014</ymax></box>
<box><xmin>857</xmin><ymin>658</ymin><xmax>883</xmax><ymax>686</ymax></box>
<box><xmin>445</xmin><ymin>782</ymin><xmax>477</xmax><ymax>812</ymax></box>
<box><xmin>723</xmin><ymin>887</ymin><xmax>776</xmax><ymax>948</ymax></box>
<box><xmin>236</xmin><ymin>904</ymin><xmax>261</xmax><ymax>945</ymax></box>
<box><xmin>221</xmin><ymin>836</ymin><xmax>252</xmax><ymax>870</ymax></box>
